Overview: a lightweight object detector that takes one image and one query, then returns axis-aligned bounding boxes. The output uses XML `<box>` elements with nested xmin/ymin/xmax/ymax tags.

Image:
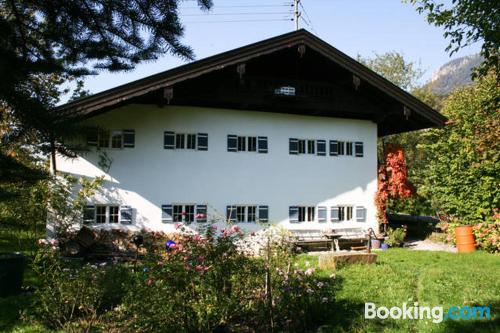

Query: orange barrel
<box><xmin>455</xmin><ymin>226</ymin><xmax>476</xmax><ymax>253</ymax></box>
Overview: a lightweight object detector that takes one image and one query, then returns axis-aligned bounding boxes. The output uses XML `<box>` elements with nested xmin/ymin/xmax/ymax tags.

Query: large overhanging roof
<box><xmin>57</xmin><ymin>29</ymin><xmax>446</xmax><ymax>136</ymax></box>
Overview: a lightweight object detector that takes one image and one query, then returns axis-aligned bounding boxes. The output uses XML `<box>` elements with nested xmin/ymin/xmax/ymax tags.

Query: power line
<box><xmin>182</xmin><ymin>12</ymin><xmax>292</xmax><ymax>17</ymax></box>
<box><xmin>183</xmin><ymin>18</ymin><xmax>293</xmax><ymax>24</ymax></box>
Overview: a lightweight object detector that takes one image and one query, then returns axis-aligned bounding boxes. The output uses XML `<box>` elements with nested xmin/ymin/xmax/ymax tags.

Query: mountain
<box><xmin>427</xmin><ymin>54</ymin><xmax>482</xmax><ymax>95</ymax></box>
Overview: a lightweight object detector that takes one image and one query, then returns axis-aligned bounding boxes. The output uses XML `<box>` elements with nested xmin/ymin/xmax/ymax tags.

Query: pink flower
<box><xmin>304</xmin><ymin>268</ymin><xmax>315</xmax><ymax>276</ymax></box>
<box><xmin>174</xmin><ymin>223</ymin><xmax>182</xmax><ymax>230</ymax></box>
<box><xmin>195</xmin><ymin>213</ymin><xmax>206</xmax><ymax>219</ymax></box>
<box><xmin>181</xmin><ymin>212</ymin><xmax>187</xmax><ymax>216</ymax></box>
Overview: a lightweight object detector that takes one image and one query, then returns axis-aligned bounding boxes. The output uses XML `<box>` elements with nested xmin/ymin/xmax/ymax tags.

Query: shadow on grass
<box><xmin>440</xmin><ymin>300</ymin><xmax>499</xmax><ymax>333</ymax></box>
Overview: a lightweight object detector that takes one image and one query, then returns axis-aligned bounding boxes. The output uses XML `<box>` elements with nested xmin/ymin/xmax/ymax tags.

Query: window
<box><xmin>85</xmin><ymin>205</ymin><xmax>129</xmax><ymax>224</ymax></box>
<box><xmin>337</xmin><ymin>141</ymin><xmax>345</xmax><ymax>155</ymax></box>
<box><xmin>88</xmin><ymin>128</ymin><xmax>135</xmax><ymax>149</ymax></box>
<box><xmin>248</xmin><ymin>206</ymin><xmax>256</xmax><ymax>222</ymax></box>
<box><xmin>187</xmin><ymin>134</ymin><xmax>196</xmax><ymax>149</ymax></box>
<box><xmin>164</xmin><ymin>132</ymin><xmax>208</xmax><ymax>151</ymax></box>
<box><xmin>228</xmin><ymin>135</ymin><xmax>266</xmax><ymax>153</ymax></box>
<box><xmin>307</xmin><ymin>140</ymin><xmax>315</xmax><ymax>154</ymax></box>
<box><xmin>317</xmin><ymin>140</ymin><xmax>326</xmax><ymax>156</ymax></box>
<box><xmin>346</xmin><ymin>142</ymin><xmax>353</xmax><ymax>156</ymax></box>
<box><xmin>109</xmin><ymin>205</ymin><xmax>119</xmax><ymax>223</ymax></box>
<box><xmin>318</xmin><ymin>206</ymin><xmax>327</xmax><ymax>222</ymax></box>
<box><xmin>173</xmin><ymin>204</ymin><xmax>195</xmax><ymax>223</ymax></box>
<box><xmin>298</xmin><ymin>140</ymin><xmax>306</xmax><ymax>154</ymax></box>
<box><xmin>227</xmin><ymin>205</ymin><xmax>264</xmax><ymax>223</ymax></box>
<box><xmin>237</xmin><ymin>136</ymin><xmax>246</xmax><ymax>151</ymax></box>
<box><xmin>98</xmin><ymin>130</ymin><xmax>110</xmax><ymax>148</ymax></box>
<box><xmin>96</xmin><ymin>206</ymin><xmax>106</xmax><ymax>223</ymax></box>
<box><xmin>110</xmin><ymin>131</ymin><xmax>123</xmax><ymax>148</ymax></box>
<box><xmin>290</xmin><ymin>206</ymin><xmax>315</xmax><ymax>222</ymax></box>
<box><xmin>338</xmin><ymin>206</ymin><xmax>353</xmax><ymax>221</ymax></box>
<box><xmin>330</xmin><ymin>140</ymin><xmax>338</xmax><ymax>156</ymax></box>
<box><xmin>175</xmin><ymin>134</ymin><xmax>185</xmax><ymax>149</ymax></box>
<box><xmin>331</xmin><ymin>206</ymin><xmax>353</xmax><ymax>222</ymax></box>
<box><xmin>248</xmin><ymin>137</ymin><xmax>257</xmax><ymax>152</ymax></box>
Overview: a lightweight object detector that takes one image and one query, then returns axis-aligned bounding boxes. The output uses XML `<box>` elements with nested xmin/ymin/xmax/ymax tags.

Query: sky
<box><xmin>81</xmin><ymin>0</ymin><xmax>481</xmax><ymax>96</ymax></box>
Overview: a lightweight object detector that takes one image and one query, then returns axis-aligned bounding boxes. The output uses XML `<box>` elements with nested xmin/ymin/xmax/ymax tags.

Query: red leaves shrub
<box><xmin>375</xmin><ymin>144</ymin><xmax>415</xmax><ymax>224</ymax></box>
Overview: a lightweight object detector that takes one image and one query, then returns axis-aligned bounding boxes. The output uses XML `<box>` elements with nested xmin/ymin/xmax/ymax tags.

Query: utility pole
<box><xmin>294</xmin><ymin>0</ymin><xmax>301</xmax><ymax>30</ymax></box>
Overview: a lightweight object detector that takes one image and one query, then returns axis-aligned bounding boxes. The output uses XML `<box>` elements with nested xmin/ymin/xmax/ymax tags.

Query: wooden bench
<box><xmin>288</xmin><ymin>228</ymin><xmax>369</xmax><ymax>251</ymax></box>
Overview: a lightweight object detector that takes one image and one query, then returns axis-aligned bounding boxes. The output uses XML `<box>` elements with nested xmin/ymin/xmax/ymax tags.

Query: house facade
<box><xmin>52</xmin><ymin>30</ymin><xmax>446</xmax><ymax>235</ymax></box>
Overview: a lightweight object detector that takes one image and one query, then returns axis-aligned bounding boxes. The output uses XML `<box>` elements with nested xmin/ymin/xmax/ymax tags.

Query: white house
<box><xmin>52</xmin><ymin>30</ymin><xmax>446</xmax><ymax>236</ymax></box>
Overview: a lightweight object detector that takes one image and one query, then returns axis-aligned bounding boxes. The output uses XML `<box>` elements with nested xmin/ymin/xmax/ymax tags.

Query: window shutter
<box><xmin>258</xmin><ymin>205</ymin><xmax>269</xmax><ymax>223</ymax></box>
<box><xmin>330</xmin><ymin>207</ymin><xmax>340</xmax><ymax>222</ymax></box>
<box><xmin>122</xmin><ymin>129</ymin><xmax>135</xmax><ymax>148</ymax></box>
<box><xmin>87</xmin><ymin>128</ymin><xmax>98</xmax><ymax>147</ymax></box>
<box><xmin>164</xmin><ymin>132</ymin><xmax>175</xmax><ymax>149</ymax></box>
<box><xmin>196</xmin><ymin>205</ymin><xmax>207</xmax><ymax>223</ymax></box>
<box><xmin>289</xmin><ymin>138</ymin><xmax>298</xmax><ymax>155</ymax></box>
<box><xmin>227</xmin><ymin>135</ymin><xmax>237</xmax><ymax>152</ymax></box>
<box><xmin>226</xmin><ymin>205</ymin><xmax>236</xmax><ymax>222</ymax></box>
<box><xmin>318</xmin><ymin>206</ymin><xmax>327</xmax><ymax>222</ymax></box>
<box><xmin>355</xmin><ymin>142</ymin><xmax>364</xmax><ymax>157</ymax></box>
<box><xmin>258</xmin><ymin>136</ymin><xmax>268</xmax><ymax>153</ymax></box>
<box><xmin>161</xmin><ymin>204</ymin><xmax>173</xmax><ymax>223</ymax></box>
<box><xmin>317</xmin><ymin>140</ymin><xmax>326</xmax><ymax>156</ymax></box>
<box><xmin>120</xmin><ymin>205</ymin><xmax>133</xmax><ymax>224</ymax></box>
<box><xmin>289</xmin><ymin>206</ymin><xmax>299</xmax><ymax>223</ymax></box>
<box><xmin>329</xmin><ymin>140</ymin><xmax>338</xmax><ymax>156</ymax></box>
<box><xmin>83</xmin><ymin>205</ymin><xmax>95</xmax><ymax>224</ymax></box>
<box><xmin>356</xmin><ymin>206</ymin><xmax>366</xmax><ymax>222</ymax></box>
<box><xmin>197</xmin><ymin>133</ymin><xmax>208</xmax><ymax>151</ymax></box>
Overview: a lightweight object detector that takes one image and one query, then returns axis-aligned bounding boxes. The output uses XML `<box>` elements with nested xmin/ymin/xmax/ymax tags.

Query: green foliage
<box><xmin>358</xmin><ymin>51</ymin><xmax>423</xmax><ymax>91</ymax></box>
<box><xmin>29</xmin><ymin>249</ymin><xmax>132</xmax><ymax>332</ymax></box>
<box><xmin>385</xmin><ymin>227</ymin><xmax>407</xmax><ymax>247</ymax></box>
<box><xmin>406</xmin><ymin>0</ymin><xmax>499</xmax><ymax>78</ymax></box>
<box><xmin>419</xmin><ymin>73</ymin><xmax>499</xmax><ymax>225</ymax></box>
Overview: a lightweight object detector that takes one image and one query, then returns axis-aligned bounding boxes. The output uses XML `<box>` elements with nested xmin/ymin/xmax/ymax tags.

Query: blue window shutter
<box><xmin>123</xmin><ymin>129</ymin><xmax>135</xmax><ymax>148</ymax></box>
<box><xmin>318</xmin><ymin>206</ymin><xmax>327</xmax><ymax>222</ymax></box>
<box><xmin>164</xmin><ymin>132</ymin><xmax>175</xmax><ymax>149</ymax></box>
<box><xmin>317</xmin><ymin>140</ymin><xmax>326</xmax><ymax>156</ymax></box>
<box><xmin>289</xmin><ymin>138</ymin><xmax>298</xmax><ymax>155</ymax></box>
<box><xmin>330</xmin><ymin>207</ymin><xmax>340</xmax><ymax>222</ymax></box>
<box><xmin>258</xmin><ymin>136</ymin><xmax>268</xmax><ymax>153</ymax></box>
<box><xmin>87</xmin><ymin>128</ymin><xmax>98</xmax><ymax>147</ymax></box>
<box><xmin>226</xmin><ymin>205</ymin><xmax>236</xmax><ymax>222</ymax></box>
<box><xmin>289</xmin><ymin>206</ymin><xmax>299</xmax><ymax>223</ymax></box>
<box><xmin>161</xmin><ymin>204</ymin><xmax>173</xmax><ymax>223</ymax></box>
<box><xmin>258</xmin><ymin>205</ymin><xmax>269</xmax><ymax>223</ymax></box>
<box><xmin>330</xmin><ymin>140</ymin><xmax>338</xmax><ymax>156</ymax></box>
<box><xmin>227</xmin><ymin>135</ymin><xmax>237</xmax><ymax>152</ymax></box>
<box><xmin>120</xmin><ymin>205</ymin><xmax>133</xmax><ymax>224</ymax></box>
<box><xmin>196</xmin><ymin>205</ymin><xmax>207</xmax><ymax>223</ymax></box>
<box><xmin>197</xmin><ymin>133</ymin><xmax>208</xmax><ymax>151</ymax></box>
<box><xmin>83</xmin><ymin>205</ymin><xmax>95</xmax><ymax>224</ymax></box>
<box><xmin>356</xmin><ymin>206</ymin><xmax>366</xmax><ymax>222</ymax></box>
<box><xmin>355</xmin><ymin>142</ymin><xmax>364</xmax><ymax>157</ymax></box>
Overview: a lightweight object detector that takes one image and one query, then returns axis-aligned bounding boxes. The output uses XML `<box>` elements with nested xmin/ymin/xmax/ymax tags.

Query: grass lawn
<box><xmin>297</xmin><ymin>249</ymin><xmax>499</xmax><ymax>333</ymax></box>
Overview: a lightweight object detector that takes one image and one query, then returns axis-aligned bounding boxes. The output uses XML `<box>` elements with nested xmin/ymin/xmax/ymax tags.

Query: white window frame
<box><xmin>337</xmin><ymin>205</ymin><xmax>353</xmax><ymax>221</ymax></box>
<box><xmin>228</xmin><ymin>204</ymin><xmax>259</xmax><ymax>223</ymax></box>
<box><xmin>88</xmin><ymin>205</ymin><xmax>122</xmax><ymax>224</ymax></box>
<box><xmin>296</xmin><ymin>205</ymin><xmax>315</xmax><ymax>222</ymax></box>
<box><xmin>172</xmin><ymin>203</ymin><xmax>196</xmax><ymax>223</ymax></box>
<box><xmin>110</xmin><ymin>131</ymin><xmax>124</xmax><ymax>149</ymax></box>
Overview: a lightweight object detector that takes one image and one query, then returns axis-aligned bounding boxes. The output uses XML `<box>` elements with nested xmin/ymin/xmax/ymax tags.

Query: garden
<box><xmin>1</xmin><ymin>222</ymin><xmax>499</xmax><ymax>333</ymax></box>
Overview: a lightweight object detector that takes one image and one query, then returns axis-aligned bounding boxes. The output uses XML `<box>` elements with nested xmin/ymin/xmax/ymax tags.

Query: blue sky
<box><xmin>82</xmin><ymin>0</ymin><xmax>480</xmax><ymax>95</ymax></box>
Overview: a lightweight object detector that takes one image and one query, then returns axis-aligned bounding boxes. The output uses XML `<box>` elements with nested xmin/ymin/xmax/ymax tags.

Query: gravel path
<box><xmin>403</xmin><ymin>239</ymin><xmax>457</xmax><ymax>253</ymax></box>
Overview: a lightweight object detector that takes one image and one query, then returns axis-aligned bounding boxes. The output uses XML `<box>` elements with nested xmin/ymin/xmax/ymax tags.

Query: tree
<box><xmin>0</xmin><ymin>0</ymin><xmax>212</xmax><ymax>158</ymax></box>
<box><xmin>357</xmin><ymin>52</ymin><xmax>423</xmax><ymax>91</ymax></box>
<box><xmin>419</xmin><ymin>73</ymin><xmax>499</xmax><ymax>224</ymax></box>
<box><xmin>405</xmin><ymin>0</ymin><xmax>500</xmax><ymax>78</ymax></box>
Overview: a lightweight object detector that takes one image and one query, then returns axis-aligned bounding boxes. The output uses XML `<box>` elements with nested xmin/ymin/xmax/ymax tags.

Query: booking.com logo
<box><xmin>365</xmin><ymin>302</ymin><xmax>492</xmax><ymax>324</ymax></box>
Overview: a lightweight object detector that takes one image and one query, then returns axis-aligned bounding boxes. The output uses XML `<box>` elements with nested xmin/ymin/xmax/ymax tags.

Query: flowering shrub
<box><xmin>111</xmin><ymin>224</ymin><xmax>335</xmax><ymax>332</ymax></box>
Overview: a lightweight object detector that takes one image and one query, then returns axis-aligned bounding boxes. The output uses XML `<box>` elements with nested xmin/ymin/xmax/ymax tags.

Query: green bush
<box><xmin>385</xmin><ymin>227</ymin><xmax>407</xmax><ymax>247</ymax></box>
<box><xmin>28</xmin><ymin>225</ymin><xmax>335</xmax><ymax>332</ymax></box>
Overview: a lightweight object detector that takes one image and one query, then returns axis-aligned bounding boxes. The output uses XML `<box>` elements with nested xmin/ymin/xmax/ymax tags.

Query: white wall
<box><xmin>55</xmin><ymin>105</ymin><xmax>379</xmax><ymax>234</ymax></box>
